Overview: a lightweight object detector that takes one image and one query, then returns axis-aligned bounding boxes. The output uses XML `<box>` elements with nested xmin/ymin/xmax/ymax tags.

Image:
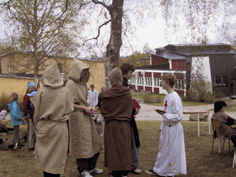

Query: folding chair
<box><xmin>211</xmin><ymin>119</ymin><xmax>231</xmax><ymax>154</ymax></box>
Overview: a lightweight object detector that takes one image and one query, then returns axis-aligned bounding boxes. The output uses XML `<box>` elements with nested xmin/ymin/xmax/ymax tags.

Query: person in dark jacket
<box><xmin>26</xmin><ymin>86</ymin><xmax>37</xmax><ymax>151</ymax></box>
<box><xmin>120</xmin><ymin>63</ymin><xmax>142</xmax><ymax>174</ymax></box>
<box><xmin>23</xmin><ymin>81</ymin><xmax>35</xmax><ymax>143</ymax></box>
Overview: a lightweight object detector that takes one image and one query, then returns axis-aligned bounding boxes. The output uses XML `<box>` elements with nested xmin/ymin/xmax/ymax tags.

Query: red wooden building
<box><xmin>130</xmin><ymin>44</ymin><xmax>236</xmax><ymax>97</ymax></box>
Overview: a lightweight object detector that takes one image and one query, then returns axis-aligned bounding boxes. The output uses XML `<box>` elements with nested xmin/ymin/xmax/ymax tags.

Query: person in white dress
<box><xmin>87</xmin><ymin>84</ymin><xmax>98</xmax><ymax>109</ymax></box>
<box><xmin>146</xmin><ymin>73</ymin><xmax>187</xmax><ymax>177</ymax></box>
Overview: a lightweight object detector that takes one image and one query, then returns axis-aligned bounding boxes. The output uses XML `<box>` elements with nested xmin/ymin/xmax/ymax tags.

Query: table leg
<box><xmin>208</xmin><ymin>112</ymin><xmax>211</xmax><ymax>135</ymax></box>
<box><xmin>198</xmin><ymin>113</ymin><xmax>200</xmax><ymax>137</ymax></box>
<box><xmin>233</xmin><ymin>147</ymin><xmax>236</xmax><ymax>168</ymax></box>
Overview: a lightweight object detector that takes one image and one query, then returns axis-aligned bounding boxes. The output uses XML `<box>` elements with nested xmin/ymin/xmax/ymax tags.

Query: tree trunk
<box><xmin>106</xmin><ymin>0</ymin><xmax>124</xmax><ymax>75</ymax></box>
<box><xmin>34</xmin><ymin>55</ymin><xmax>40</xmax><ymax>88</ymax></box>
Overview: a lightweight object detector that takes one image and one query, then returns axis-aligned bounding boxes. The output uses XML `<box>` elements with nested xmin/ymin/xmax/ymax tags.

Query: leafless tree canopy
<box><xmin>0</xmin><ymin>0</ymin><xmax>234</xmax><ymax>79</ymax></box>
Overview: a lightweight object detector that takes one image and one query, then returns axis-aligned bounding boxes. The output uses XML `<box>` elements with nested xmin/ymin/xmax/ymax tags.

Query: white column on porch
<box><xmin>135</xmin><ymin>72</ymin><xmax>138</xmax><ymax>91</ymax></box>
<box><xmin>151</xmin><ymin>72</ymin><xmax>154</xmax><ymax>93</ymax></box>
<box><xmin>142</xmin><ymin>71</ymin><xmax>145</xmax><ymax>91</ymax></box>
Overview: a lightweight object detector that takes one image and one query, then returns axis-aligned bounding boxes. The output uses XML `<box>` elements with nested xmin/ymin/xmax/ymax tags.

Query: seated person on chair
<box><xmin>211</xmin><ymin>101</ymin><xmax>236</xmax><ymax>147</ymax></box>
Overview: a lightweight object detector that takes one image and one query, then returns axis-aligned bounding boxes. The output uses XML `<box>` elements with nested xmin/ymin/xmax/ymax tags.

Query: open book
<box><xmin>154</xmin><ymin>108</ymin><xmax>166</xmax><ymax>114</ymax></box>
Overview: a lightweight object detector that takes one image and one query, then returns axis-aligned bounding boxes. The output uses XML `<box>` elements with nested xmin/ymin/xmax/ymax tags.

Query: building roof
<box><xmin>151</xmin><ymin>50</ymin><xmax>188</xmax><ymax>60</ymax></box>
<box><xmin>0</xmin><ymin>73</ymin><xmax>37</xmax><ymax>79</ymax></box>
<box><xmin>165</xmin><ymin>43</ymin><xmax>232</xmax><ymax>53</ymax></box>
<box><xmin>0</xmin><ymin>52</ymin><xmax>105</xmax><ymax>63</ymax></box>
<box><xmin>153</xmin><ymin>43</ymin><xmax>235</xmax><ymax>59</ymax></box>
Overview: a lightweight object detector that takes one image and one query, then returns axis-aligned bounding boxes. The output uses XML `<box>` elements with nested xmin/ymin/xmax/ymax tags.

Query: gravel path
<box><xmin>135</xmin><ymin>103</ymin><xmax>236</xmax><ymax>121</ymax></box>
<box><xmin>4</xmin><ymin>101</ymin><xmax>236</xmax><ymax>122</ymax></box>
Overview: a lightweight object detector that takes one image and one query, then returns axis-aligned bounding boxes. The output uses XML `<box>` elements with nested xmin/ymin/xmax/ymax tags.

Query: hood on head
<box><xmin>68</xmin><ymin>59</ymin><xmax>89</xmax><ymax>83</ymax></box>
<box><xmin>108</xmin><ymin>67</ymin><xmax>123</xmax><ymax>86</ymax></box>
<box><xmin>41</xmin><ymin>63</ymin><xmax>64</xmax><ymax>88</ymax></box>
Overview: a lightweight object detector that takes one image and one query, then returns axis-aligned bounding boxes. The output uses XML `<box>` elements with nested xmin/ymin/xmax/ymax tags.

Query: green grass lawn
<box><xmin>132</xmin><ymin>93</ymin><xmax>236</xmax><ymax>110</ymax></box>
<box><xmin>132</xmin><ymin>94</ymin><xmax>209</xmax><ymax>107</ymax></box>
<box><xmin>0</xmin><ymin>121</ymin><xmax>235</xmax><ymax>177</ymax></box>
<box><xmin>147</xmin><ymin>101</ymin><xmax>208</xmax><ymax>107</ymax></box>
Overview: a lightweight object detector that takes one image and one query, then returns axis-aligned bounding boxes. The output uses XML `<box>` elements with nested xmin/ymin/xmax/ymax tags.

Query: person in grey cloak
<box><xmin>32</xmin><ymin>63</ymin><xmax>74</xmax><ymax>177</ymax></box>
<box><xmin>66</xmin><ymin>59</ymin><xmax>103</xmax><ymax>177</ymax></box>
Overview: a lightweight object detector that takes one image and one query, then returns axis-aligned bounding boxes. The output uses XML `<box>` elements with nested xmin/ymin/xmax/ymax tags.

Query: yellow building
<box><xmin>0</xmin><ymin>52</ymin><xmax>105</xmax><ymax>109</ymax></box>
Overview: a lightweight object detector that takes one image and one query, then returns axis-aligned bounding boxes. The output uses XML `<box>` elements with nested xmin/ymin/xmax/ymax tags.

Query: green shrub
<box><xmin>187</xmin><ymin>79</ymin><xmax>215</xmax><ymax>102</ymax></box>
<box><xmin>143</xmin><ymin>94</ymin><xmax>163</xmax><ymax>103</ymax></box>
<box><xmin>180</xmin><ymin>95</ymin><xmax>189</xmax><ymax>101</ymax></box>
<box><xmin>202</xmin><ymin>91</ymin><xmax>215</xmax><ymax>103</ymax></box>
<box><xmin>214</xmin><ymin>92</ymin><xmax>226</xmax><ymax>99</ymax></box>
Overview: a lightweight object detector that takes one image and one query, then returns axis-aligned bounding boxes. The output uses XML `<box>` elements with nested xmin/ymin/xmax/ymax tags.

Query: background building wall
<box><xmin>0</xmin><ymin>53</ymin><xmax>106</xmax><ymax>109</ymax></box>
<box><xmin>0</xmin><ymin>76</ymin><xmax>34</xmax><ymax>110</ymax></box>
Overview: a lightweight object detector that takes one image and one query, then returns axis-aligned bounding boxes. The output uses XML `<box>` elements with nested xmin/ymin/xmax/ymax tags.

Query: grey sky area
<box><xmin>0</xmin><ymin>0</ymin><xmax>235</xmax><ymax>58</ymax></box>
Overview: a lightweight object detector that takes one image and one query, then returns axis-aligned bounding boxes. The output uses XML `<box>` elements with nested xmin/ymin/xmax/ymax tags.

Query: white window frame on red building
<box><xmin>130</xmin><ymin>69</ymin><xmax>186</xmax><ymax>96</ymax></box>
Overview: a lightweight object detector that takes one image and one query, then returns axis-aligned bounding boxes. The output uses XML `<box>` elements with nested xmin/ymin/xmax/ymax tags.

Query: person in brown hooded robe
<box><xmin>66</xmin><ymin>59</ymin><xmax>103</xmax><ymax>177</ymax></box>
<box><xmin>32</xmin><ymin>63</ymin><xmax>74</xmax><ymax>177</ymax></box>
<box><xmin>98</xmin><ymin>67</ymin><xmax>133</xmax><ymax>177</ymax></box>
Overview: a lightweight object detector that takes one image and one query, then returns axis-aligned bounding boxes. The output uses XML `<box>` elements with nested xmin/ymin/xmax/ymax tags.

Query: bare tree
<box><xmin>162</xmin><ymin>0</ymin><xmax>235</xmax><ymax>44</ymax></box>
<box><xmin>1</xmin><ymin>0</ymin><xmax>234</xmax><ymax>81</ymax></box>
<box><xmin>74</xmin><ymin>0</ymin><xmax>235</xmax><ymax>76</ymax></box>
<box><xmin>0</xmin><ymin>0</ymin><xmax>80</xmax><ymax>85</ymax></box>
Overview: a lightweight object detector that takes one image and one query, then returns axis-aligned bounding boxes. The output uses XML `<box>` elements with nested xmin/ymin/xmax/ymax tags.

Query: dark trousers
<box><xmin>13</xmin><ymin>125</ymin><xmax>20</xmax><ymax>146</ymax></box>
<box><xmin>76</xmin><ymin>152</ymin><xmax>100</xmax><ymax>173</ymax></box>
<box><xmin>112</xmin><ymin>170</ymin><xmax>129</xmax><ymax>177</ymax></box>
<box><xmin>231</xmin><ymin>137</ymin><xmax>236</xmax><ymax>147</ymax></box>
<box><xmin>43</xmin><ymin>171</ymin><xmax>60</xmax><ymax>177</ymax></box>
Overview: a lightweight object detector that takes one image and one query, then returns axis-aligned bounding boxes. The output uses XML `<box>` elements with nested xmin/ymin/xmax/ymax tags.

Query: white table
<box><xmin>183</xmin><ymin>111</ymin><xmax>210</xmax><ymax>137</ymax></box>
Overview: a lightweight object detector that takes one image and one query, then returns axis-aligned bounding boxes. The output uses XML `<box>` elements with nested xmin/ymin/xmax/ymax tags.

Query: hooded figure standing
<box><xmin>32</xmin><ymin>63</ymin><xmax>74</xmax><ymax>177</ymax></box>
<box><xmin>98</xmin><ymin>68</ymin><xmax>133</xmax><ymax>177</ymax></box>
<box><xmin>66</xmin><ymin>59</ymin><xmax>103</xmax><ymax>177</ymax></box>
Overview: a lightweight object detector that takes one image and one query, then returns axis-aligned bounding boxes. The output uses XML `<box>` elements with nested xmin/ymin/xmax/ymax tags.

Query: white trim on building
<box><xmin>131</xmin><ymin>69</ymin><xmax>187</xmax><ymax>96</ymax></box>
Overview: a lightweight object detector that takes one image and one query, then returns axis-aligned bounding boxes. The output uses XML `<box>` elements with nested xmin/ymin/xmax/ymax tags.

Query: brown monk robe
<box><xmin>66</xmin><ymin>59</ymin><xmax>102</xmax><ymax>176</ymax></box>
<box><xmin>99</xmin><ymin>68</ymin><xmax>133</xmax><ymax>177</ymax></box>
<box><xmin>32</xmin><ymin>63</ymin><xmax>74</xmax><ymax>176</ymax></box>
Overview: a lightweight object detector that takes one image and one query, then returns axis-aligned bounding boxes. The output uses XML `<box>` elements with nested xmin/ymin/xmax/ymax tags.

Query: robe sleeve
<box><xmin>64</xmin><ymin>90</ymin><xmax>74</xmax><ymax>115</ymax></box>
<box><xmin>66</xmin><ymin>81</ymin><xmax>80</xmax><ymax>104</ymax></box>
<box><xmin>160</xmin><ymin>120</ymin><xmax>164</xmax><ymax>130</ymax></box>
<box><xmin>163</xmin><ymin>98</ymin><xmax>183</xmax><ymax>122</ymax></box>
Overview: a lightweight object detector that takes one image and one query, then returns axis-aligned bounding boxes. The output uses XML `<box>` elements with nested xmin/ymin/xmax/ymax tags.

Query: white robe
<box><xmin>87</xmin><ymin>89</ymin><xmax>98</xmax><ymax>108</ymax></box>
<box><xmin>153</xmin><ymin>91</ymin><xmax>187</xmax><ymax>176</ymax></box>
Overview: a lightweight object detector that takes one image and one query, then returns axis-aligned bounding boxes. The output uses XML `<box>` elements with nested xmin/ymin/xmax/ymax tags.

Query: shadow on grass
<box><xmin>0</xmin><ymin>121</ymin><xmax>235</xmax><ymax>177</ymax></box>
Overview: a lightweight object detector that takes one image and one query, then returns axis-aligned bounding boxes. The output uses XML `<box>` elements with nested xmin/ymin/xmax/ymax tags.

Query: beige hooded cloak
<box><xmin>66</xmin><ymin>59</ymin><xmax>102</xmax><ymax>159</ymax></box>
<box><xmin>32</xmin><ymin>63</ymin><xmax>74</xmax><ymax>174</ymax></box>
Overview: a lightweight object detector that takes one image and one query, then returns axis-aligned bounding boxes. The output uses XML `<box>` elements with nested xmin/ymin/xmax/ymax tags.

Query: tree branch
<box><xmin>0</xmin><ymin>0</ymin><xmax>12</xmax><ymax>6</ymax></box>
<box><xmin>47</xmin><ymin>0</ymin><xmax>68</xmax><ymax>26</ymax></box>
<box><xmin>82</xmin><ymin>19</ymin><xmax>111</xmax><ymax>45</ymax></box>
<box><xmin>91</xmin><ymin>0</ymin><xmax>109</xmax><ymax>9</ymax></box>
